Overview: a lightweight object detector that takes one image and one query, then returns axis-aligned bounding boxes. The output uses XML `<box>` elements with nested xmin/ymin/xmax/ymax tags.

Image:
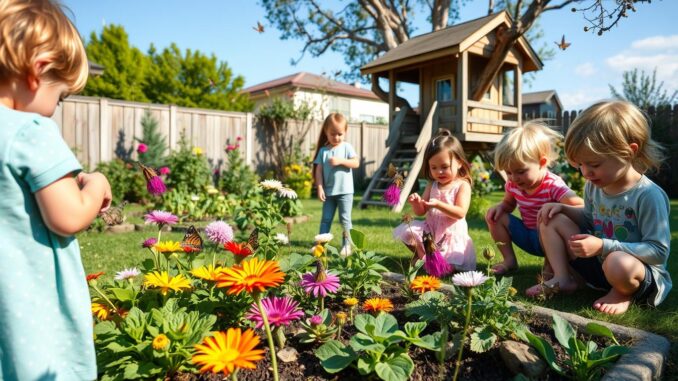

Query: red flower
<box><xmin>86</xmin><ymin>272</ymin><xmax>105</xmax><ymax>282</ymax></box>
<box><xmin>224</xmin><ymin>241</ymin><xmax>253</xmax><ymax>257</ymax></box>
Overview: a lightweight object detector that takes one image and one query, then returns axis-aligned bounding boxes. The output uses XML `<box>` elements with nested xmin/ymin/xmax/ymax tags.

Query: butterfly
<box><xmin>387</xmin><ymin>163</ymin><xmax>405</xmax><ymax>188</ymax></box>
<box><xmin>245</xmin><ymin>228</ymin><xmax>259</xmax><ymax>253</ymax></box>
<box><xmin>554</xmin><ymin>35</ymin><xmax>571</xmax><ymax>50</ymax></box>
<box><xmin>253</xmin><ymin>21</ymin><xmax>265</xmax><ymax>33</ymax></box>
<box><xmin>99</xmin><ymin>201</ymin><xmax>127</xmax><ymax>226</ymax></box>
<box><xmin>181</xmin><ymin>225</ymin><xmax>203</xmax><ymax>253</ymax></box>
<box><xmin>137</xmin><ymin>161</ymin><xmax>159</xmax><ymax>182</ymax></box>
<box><xmin>422</xmin><ymin>231</ymin><xmax>437</xmax><ymax>256</ymax></box>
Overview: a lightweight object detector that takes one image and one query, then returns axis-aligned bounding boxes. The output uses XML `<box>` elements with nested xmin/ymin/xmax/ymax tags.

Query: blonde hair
<box><xmin>565</xmin><ymin>100</ymin><xmax>665</xmax><ymax>173</ymax></box>
<box><xmin>422</xmin><ymin>129</ymin><xmax>472</xmax><ymax>185</ymax></box>
<box><xmin>493</xmin><ymin>121</ymin><xmax>562</xmax><ymax>171</ymax></box>
<box><xmin>312</xmin><ymin>113</ymin><xmax>348</xmax><ymax>161</ymax></box>
<box><xmin>0</xmin><ymin>0</ymin><xmax>88</xmax><ymax>93</ymax></box>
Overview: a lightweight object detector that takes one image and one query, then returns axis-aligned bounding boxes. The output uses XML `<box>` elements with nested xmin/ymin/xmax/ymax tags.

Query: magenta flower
<box><xmin>137</xmin><ymin>143</ymin><xmax>148</xmax><ymax>154</ymax></box>
<box><xmin>142</xmin><ymin>237</ymin><xmax>158</xmax><ymax>248</ymax></box>
<box><xmin>204</xmin><ymin>221</ymin><xmax>234</xmax><ymax>244</ymax></box>
<box><xmin>300</xmin><ymin>271</ymin><xmax>340</xmax><ymax>297</ymax></box>
<box><xmin>309</xmin><ymin>315</ymin><xmax>323</xmax><ymax>326</ymax></box>
<box><xmin>225</xmin><ymin>145</ymin><xmax>237</xmax><ymax>151</ymax></box>
<box><xmin>245</xmin><ymin>296</ymin><xmax>304</xmax><ymax>329</ymax></box>
<box><xmin>236</xmin><ymin>136</ymin><xmax>242</xmax><ymax>141</ymax></box>
<box><xmin>383</xmin><ymin>183</ymin><xmax>401</xmax><ymax>206</ymax></box>
<box><xmin>159</xmin><ymin>166</ymin><xmax>170</xmax><ymax>175</ymax></box>
<box><xmin>424</xmin><ymin>250</ymin><xmax>453</xmax><ymax>277</ymax></box>
<box><xmin>146</xmin><ymin>176</ymin><xmax>166</xmax><ymax>195</ymax></box>
<box><xmin>144</xmin><ymin>210</ymin><xmax>179</xmax><ymax>227</ymax></box>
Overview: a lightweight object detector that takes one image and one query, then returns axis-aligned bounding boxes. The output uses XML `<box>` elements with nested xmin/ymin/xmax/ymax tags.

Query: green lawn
<box><xmin>78</xmin><ymin>193</ymin><xmax>678</xmax><ymax>377</ymax></box>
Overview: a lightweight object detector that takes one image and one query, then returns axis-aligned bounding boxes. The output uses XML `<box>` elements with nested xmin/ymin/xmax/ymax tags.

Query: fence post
<box><xmin>360</xmin><ymin>122</ymin><xmax>366</xmax><ymax>180</ymax></box>
<box><xmin>169</xmin><ymin>104</ymin><xmax>177</xmax><ymax>151</ymax></box>
<box><xmin>99</xmin><ymin>98</ymin><xmax>110</xmax><ymax>162</ymax></box>
<box><xmin>246</xmin><ymin>112</ymin><xmax>253</xmax><ymax>166</ymax></box>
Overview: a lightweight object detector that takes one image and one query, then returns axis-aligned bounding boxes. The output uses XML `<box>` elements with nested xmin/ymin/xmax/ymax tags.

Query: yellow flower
<box><xmin>191</xmin><ymin>264</ymin><xmax>226</xmax><ymax>281</ymax></box>
<box><xmin>144</xmin><ymin>271</ymin><xmax>192</xmax><ymax>295</ymax></box>
<box><xmin>343</xmin><ymin>297</ymin><xmax>359</xmax><ymax>307</ymax></box>
<box><xmin>363</xmin><ymin>298</ymin><xmax>393</xmax><ymax>313</ymax></box>
<box><xmin>311</xmin><ymin>244</ymin><xmax>325</xmax><ymax>258</ymax></box>
<box><xmin>154</xmin><ymin>240</ymin><xmax>183</xmax><ymax>253</ymax></box>
<box><xmin>193</xmin><ymin>328</ymin><xmax>265</xmax><ymax>375</ymax></box>
<box><xmin>336</xmin><ymin>311</ymin><xmax>348</xmax><ymax>325</ymax></box>
<box><xmin>193</xmin><ymin>146</ymin><xmax>203</xmax><ymax>156</ymax></box>
<box><xmin>152</xmin><ymin>334</ymin><xmax>171</xmax><ymax>351</ymax></box>
<box><xmin>91</xmin><ymin>302</ymin><xmax>110</xmax><ymax>320</ymax></box>
<box><xmin>410</xmin><ymin>275</ymin><xmax>441</xmax><ymax>294</ymax></box>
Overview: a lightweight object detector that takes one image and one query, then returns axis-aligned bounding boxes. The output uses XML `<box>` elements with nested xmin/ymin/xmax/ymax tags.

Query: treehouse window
<box><xmin>435</xmin><ymin>78</ymin><xmax>454</xmax><ymax>103</ymax></box>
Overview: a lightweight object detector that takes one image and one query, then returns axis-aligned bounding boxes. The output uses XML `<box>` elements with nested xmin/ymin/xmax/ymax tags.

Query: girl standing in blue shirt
<box><xmin>313</xmin><ymin>113</ymin><xmax>359</xmax><ymax>255</ymax></box>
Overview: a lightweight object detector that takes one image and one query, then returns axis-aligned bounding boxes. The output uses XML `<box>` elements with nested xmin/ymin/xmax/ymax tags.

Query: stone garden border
<box><xmin>381</xmin><ymin>272</ymin><xmax>670</xmax><ymax>381</ymax></box>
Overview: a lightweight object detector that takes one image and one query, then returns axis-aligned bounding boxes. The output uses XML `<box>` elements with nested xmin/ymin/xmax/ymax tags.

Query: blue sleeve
<box><xmin>9</xmin><ymin>117</ymin><xmax>82</xmax><ymax>192</ymax></box>
<box><xmin>345</xmin><ymin>143</ymin><xmax>357</xmax><ymax>159</ymax></box>
<box><xmin>601</xmin><ymin>186</ymin><xmax>671</xmax><ymax>265</ymax></box>
<box><xmin>313</xmin><ymin>147</ymin><xmax>325</xmax><ymax>165</ymax></box>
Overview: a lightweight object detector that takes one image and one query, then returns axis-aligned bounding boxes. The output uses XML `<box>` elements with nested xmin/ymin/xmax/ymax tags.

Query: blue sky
<box><xmin>63</xmin><ymin>0</ymin><xmax>676</xmax><ymax>110</ymax></box>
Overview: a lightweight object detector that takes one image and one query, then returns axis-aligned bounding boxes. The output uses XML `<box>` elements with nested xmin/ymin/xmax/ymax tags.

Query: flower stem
<box><xmin>231</xmin><ymin>369</ymin><xmax>238</xmax><ymax>381</ymax></box>
<box><xmin>91</xmin><ymin>284</ymin><xmax>117</xmax><ymax>313</ymax></box>
<box><xmin>320</xmin><ymin>296</ymin><xmax>324</xmax><ymax>312</ymax></box>
<box><xmin>452</xmin><ymin>288</ymin><xmax>474</xmax><ymax>381</ymax></box>
<box><xmin>438</xmin><ymin>324</ymin><xmax>448</xmax><ymax>380</ymax></box>
<box><xmin>256</xmin><ymin>295</ymin><xmax>279</xmax><ymax>381</ymax></box>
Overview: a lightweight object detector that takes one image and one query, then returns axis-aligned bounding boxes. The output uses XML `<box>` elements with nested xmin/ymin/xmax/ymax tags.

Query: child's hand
<box><xmin>328</xmin><ymin>157</ymin><xmax>343</xmax><ymax>167</ymax></box>
<box><xmin>485</xmin><ymin>204</ymin><xmax>505</xmax><ymax>224</ymax></box>
<box><xmin>77</xmin><ymin>172</ymin><xmax>112</xmax><ymax>212</ymax></box>
<box><xmin>569</xmin><ymin>234</ymin><xmax>603</xmax><ymax>258</ymax></box>
<box><xmin>317</xmin><ymin>186</ymin><xmax>326</xmax><ymax>202</ymax></box>
<box><xmin>538</xmin><ymin>203</ymin><xmax>563</xmax><ymax>225</ymax></box>
<box><xmin>408</xmin><ymin>193</ymin><xmax>423</xmax><ymax>206</ymax></box>
<box><xmin>423</xmin><ymin>199</ymin><xmax>441</xmax><ymax>209</ymax></box>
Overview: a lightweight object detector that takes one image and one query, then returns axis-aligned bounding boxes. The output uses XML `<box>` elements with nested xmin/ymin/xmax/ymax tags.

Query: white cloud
<box><xmin>605</xmin><ymin>34</ymin><xmax>678</xmax><ymax>90</ymax></box>
<box><xmin>574</xmin><ymin>62</ymin><xmax>596</xmax><ymax>77</ymax></box>
<box><xmin>560</xmin><ymin>87</ymin><xmax>609</xmax><ymax>111</ymax></box>
<box><xmin>631</xmin><ymin>35</ymin><xmax>678</xmax><ymax>50</ymax></box>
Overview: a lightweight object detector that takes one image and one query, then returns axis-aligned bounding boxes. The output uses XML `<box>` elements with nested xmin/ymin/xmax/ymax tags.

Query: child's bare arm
<box><xmin>486</xmin><ymin>193</ymin><xmax>516</xmax><ymax>224</ymax></box>
<box><xmin>35</xmin><ymin>172</ymin><xmax>112</xmax><ymax>236</ymax></box>
<box><xmin>560</xmin><ymin>191</ymin><xmax>584</xmax><ymax>207</ymax></box>
<box><xmin>425</xmin><ymin>181</ymin><xmax>471</xmax><ymax>219</ymax></box>
<box><xmin>329</xmin><ymin>157</ymin><xmax>360</xmax><ymax>169</ymax></box>
<box><xmin>314</xmin><ymin>164</ymin><xmax>325</xmax><ymax>202</ymax></box>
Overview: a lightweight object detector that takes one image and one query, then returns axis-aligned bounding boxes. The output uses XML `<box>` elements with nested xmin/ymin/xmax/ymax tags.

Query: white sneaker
<box><xmin>340</xmin><ymin>245</ymin><xmax>352</xmax><ymax>257</ymax></box>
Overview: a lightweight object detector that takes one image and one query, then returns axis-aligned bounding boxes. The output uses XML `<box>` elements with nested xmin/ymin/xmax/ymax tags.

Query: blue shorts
<box><xmin>570</xmin><ymin>256</ymin><xmax>658</xmax><ymax>305</ymax></box>
<box><xmin>508</xmin><ymin>215</ymin><xmax>544</xmax><ymax>257</ymax></box>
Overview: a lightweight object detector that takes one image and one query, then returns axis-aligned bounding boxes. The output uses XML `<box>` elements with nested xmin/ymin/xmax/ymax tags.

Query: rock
<box><xmin>499</xmin><ymin>340</ymin><xmax>547</xmax><ymax>379</ymax></box>
<box><xmin>106</xmin><ymin>223</ymin><xmax>135</xmax><ymax>233</ymax></box>
<box><xmin>277</xmin><ymin>347</ymin><xmax>299</xmax><ymax>363</ymax></box>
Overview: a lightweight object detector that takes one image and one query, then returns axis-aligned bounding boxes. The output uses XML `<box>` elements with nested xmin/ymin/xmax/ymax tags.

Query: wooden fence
<box><xmin>524</xmin><ymin>104</ymin><xmax>678</xmax><ymax>197</ymax></box>
<box><xmin>51</xmin><ymin>96</ymin><xmax>389</xmax><ymax>182</ymax></box>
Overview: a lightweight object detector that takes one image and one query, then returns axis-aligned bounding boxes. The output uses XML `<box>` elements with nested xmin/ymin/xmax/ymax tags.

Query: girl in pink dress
<box><xmin>393</xmin><ymin>129</ymin><xmax>476</xmax><ymax>272</ymax></box>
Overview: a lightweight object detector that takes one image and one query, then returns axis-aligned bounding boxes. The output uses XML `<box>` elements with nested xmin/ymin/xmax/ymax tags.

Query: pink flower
<box><xmin>142</xmin><ymin>237</ymin><xmax>158</xmax><ymax>248</ymax></box>
<box><xmin>309</xmin><ymin>315</ymin><xmax>323</xmax><ymax>326</ymax></box>
<box><xmin>225</xmin><ymin>145</ymin><xmax>236</xmax><ymax>151</ymax></box>
<box><xmin>236</xmin><ymin>136</ymin><xmax>242</xmax><ymax>141</ymax></box>
<box><xmin>144</xmin><ymin>210</ymin><xmax>179</xmax><ymax>227</ymax></box>
<box><xmin>146</xmin><ymin>176</ymin><xmax>166</xmax><ymax>195</ymax></box>
<box><xmin>424</xmin><ymin>250</ymin><xmax>453</xmax><ymax>278</ymax></box>
<box><xmin>245</xmin><ymin>296</ymin><xmax>304</xmax><ymax>329</ymax></box>
<box><xmin>300</xmin><ymin>270</ymin><xmax>340</xmax><ymax>297</ymax></box>
<box><xmin>137</xmin><ymin>143</ymin><xmax>148</xmax><ymax>154</ymax></box>
<box><xmin>383</xmin><ymin>183</ymin><xmax>401</xmax><ymax>206</ymax></box>
<box><xmin>204</xmin><ymin>221</ymin><xmax>234</xmax><ymax>244</ymax></box>
<box><xmin>159</xmin><ymin>166</ymin><xmax>170</xmax><ymax>175</ymax></box>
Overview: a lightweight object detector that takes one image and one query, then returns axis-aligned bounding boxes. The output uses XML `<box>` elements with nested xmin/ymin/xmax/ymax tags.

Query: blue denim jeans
<box><xmin>319</xmin><ymin>193</ymin><xmax>353</xmax><ymax>246</ymax></box>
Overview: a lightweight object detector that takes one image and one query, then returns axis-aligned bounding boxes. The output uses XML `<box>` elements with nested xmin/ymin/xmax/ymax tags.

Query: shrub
<box><xmin>96</xmin><ymin>158</ymin><xmax>146</xmax><ymax>204</ymax></box>
<box><xmin>163</xmin><ymin>134</ymin><xmax>211</xmax><ymax>194</ymax></box>
<box><xmin>218</xmin><ymin>137</ymin><xmax>259</xmax><ymax>197</ymax></box>
<box><xmin>283</xmin><ymin>162</ymin><xmax>312</xmax><ymax>199</ymax></box>
<box><xmin>135</xmin><ymin>110</ymin><xmax>167</xmax><ymax>168</ymax></box>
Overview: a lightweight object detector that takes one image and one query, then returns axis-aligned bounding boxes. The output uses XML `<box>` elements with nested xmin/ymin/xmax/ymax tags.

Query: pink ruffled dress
<box><xmin>393</xmin><ymin>181</ymin><xmax>476</xmax><ymax>271</ymax></box>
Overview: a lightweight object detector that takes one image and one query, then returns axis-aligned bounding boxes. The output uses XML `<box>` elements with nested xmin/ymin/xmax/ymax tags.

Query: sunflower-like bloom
<box><xmin>144</xmin><ymin>271</ymin><xmax>192</xmax><ymax>295</ymax></box>
<box><xmin>154</xmin><ymin>241</ymin><xmax>183</xmax><ymax>254</ymax></box>
<box><xmin>191</xmin><ymin>264</ymin><xmax>226</xmax><ymax>281</ymax></box>
<box><xmin>363</xmin><ymin>298</ymin><xmax>394</xmax><ymax>313</ymax></box>
<box><xmin>410</xmin><ymin>275</ymin><xmax>441</xmax><ymax>294</ymax></box>
<box><xmin>91</xmin><ymin>302</ymin><xmax>110</xmax><ymax>320</ymax></box>
<box><xmin>215</xmin><ymin>258</ymin><xmax>285</xmax><ymax>295</ymax></box>
<box><xmin>343</xmin><ymin>297</ymin><xmax>359</xmax><ymax>307</ymax></box>
<box><xmin>152</xmin><ymin>334</ymin><xmax>170</xmax><ymax>351</ymax></box>
<box><xmin>193</xmin><ymin>328</ymin><xmax>265</xmax><ymax>375</ymax></box>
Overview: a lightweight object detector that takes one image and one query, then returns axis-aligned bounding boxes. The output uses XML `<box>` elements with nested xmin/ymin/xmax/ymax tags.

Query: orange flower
<box><xmin>363</xmin><ymin>298</ymin><xmax>394</xmax><ymax>313</ymax></box>
<box><xmin>193</xmin><ymin>328</ymin><xmax>264</xmax><ymax>375</ymax></box>
<box><xmin>410</xmin><ymin>275</ymin><xmax>441</xmax><ymax>294</ymax></box>
<box><xmin>91</xmin><ymin>302</ymin><xmax>110</xmax><ymax>320</ymax></box>
<box><xmin>216</xmin><ymin>258</ymin><xmax>285</xmax><ymax>295</ymax></box>
<box><xmin>86</xmin><ymin>272</ymin><xmax>105</xmax><ymax>282</ymax></box>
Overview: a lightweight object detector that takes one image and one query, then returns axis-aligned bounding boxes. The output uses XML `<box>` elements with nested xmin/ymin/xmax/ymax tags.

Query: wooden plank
<box><xmin>457</xmin><ymin>50</ymin><xmax>468</xmax><ymax>134</ymax></box>
<box><xmin>467</xmin><ymin>100</ymin><xmax>518</xmax><ymax>114</ymax></box>
<box><xmin>88</xmin><ymin>103</ymin><xmax>100</xmax><ymax>168</ymax></box>
<box><xmin>515</xmin><ymin>65</ymin><xmax>522</xmax><ymax>126</ymax></box>
<box><xmin>467</xmin><ymin>116</ymin><xmax>518</xmax><ymax>128</ymax></box>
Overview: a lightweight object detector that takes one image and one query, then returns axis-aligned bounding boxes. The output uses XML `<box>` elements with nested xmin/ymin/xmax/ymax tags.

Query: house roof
<box><xmin>361</xmin><ymin>11</ymin><xmax>542</xmax><ymax>75</ymax></box>
<box><xmin>523</xmin><ymin>90</ymin><xmax>562</xmax><ymax>109</ymax></box>
<box><xmin>242</xmin><ymin>72</ymin><xmax>381</xmax><ymax>100</ymax></box>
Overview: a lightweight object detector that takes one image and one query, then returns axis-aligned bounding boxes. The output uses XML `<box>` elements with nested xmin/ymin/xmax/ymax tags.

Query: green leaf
<box><xmin>585</xmin><ymin>322</ymin><xmax>617</xmax><ymax>342</ymax></box>
<box><xmin>350</xmin><ymin>228</ymin><xmax>366</xmax><ymax>250</ymax></box>
<box><xmin>123</xmin><ymin>363</ymin><xmax>141</xmax><ymax>379</ymax></box>
<box><xmin>357</xmin><ymin>357</ymin><xmax>376</xmax><ymax>375</ymax></box>
<box><xmin>470</xmin><ymin>327</ymin><xmax>496</xmax><ymax>353</ymax></box>
<box><xmin>374</xmin><ymin>353</ymin><xmax>415</xmax><ymax>381</ymax></box>
<box><xmin>354</xmin><ymin>314</ymin><xmax>376</xmax><ymax>334</ymax></box>
<box><xmin>109</xmin><ymin>287</ymin><xmax>135</xmax><ymax>302</ymax></box>
<box><xmin>552</xmin><ymin>314</ymin><xmax>576</xmax><ymax>351</ymax></box>
<box><xmin>525</xmin><ymin>331</ymin><xmax>564</xmax><ymax>374</ymax></box>
<box><xmin>350</xmin><ymin>333</ymin><xmax>385</xmax><ymax>353</ymax></box>
<box><xmin>278</xmin><ymin>253</ymin><xmax>314</xmax><ymax>273</ymax></box>
<box><xmin>403</xmin><ymin>322</ymin><xmax>427</xmax><ymax>339</ymax></box>
<box><xmin>315</xmin><ymin>340</ymin><xmax>358</xmax><ymax>373</ymax></box>
<box><xmin>371</xmin><ymin>313</ymin><xmax>399</xmax><ymax>340</ymax></box>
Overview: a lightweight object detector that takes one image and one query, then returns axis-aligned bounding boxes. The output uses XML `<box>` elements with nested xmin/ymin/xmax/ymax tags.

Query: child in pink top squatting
<box><xmin>393</xmin><ymin>129</ymin><xmax>476</xmax><ymax>273</ymax></box>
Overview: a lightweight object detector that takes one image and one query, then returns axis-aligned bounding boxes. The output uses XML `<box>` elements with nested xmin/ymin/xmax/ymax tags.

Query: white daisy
<box><xmin>452</xmin><ymin>271</ymin><xmax>490</xmax><ymax>288</ymax></box>
<box><xmin>314</xmin><ymin>233</ymin><xmax>334</xmax><ymax>244</ymax></box>
<box><xmin>190</xmin><ymin>194</ymin><xmax>200</xmax><ymax>201</ymax></box>
<box><xmin>114</xmin><ymin>267</ymin><xmax>141</xmax><ymax>281</ymax></box>
<box><xmin>277</xmin><ymin>187</ymin><xmax>298</xmax><ymax>199</ymax></box>
<box><xmin>260</xmin><ymin>179</ymin><xmax>283</xmax><ymax>190</ymax></box>
<box><xmin>274</xmin><ymin>233</ymin><xmax>289</xmax><ymax>245</ymax></box>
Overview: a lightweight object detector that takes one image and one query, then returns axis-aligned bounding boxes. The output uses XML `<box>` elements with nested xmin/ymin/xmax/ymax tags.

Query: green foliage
<box><xmin>297</xmin><ymin>309</ymin><xmax>339</xmax><ymax>344</ymax></box>
<box><xmin>469</xmin><ymin>155</ymin><xmax>499</xmax><ymax>219</ymax></box>
<box><xmin>315</xmin><ymin>313</ymin><xmax>436</xmax><ymax>381</ymax></box>
<box><xmin>136</xmin><ymin>111</ymin><xmax>167</xmax><ymax>168</ymax></box>
<box><xmin>83</xmin><ymin>25</ymin><xmax>150</xmax><ymax>101</ymax></box>
<box><xmin>552</xmin><ymin>140</ymin><xmax>585</xmax><ymax>194</ymax></box>
<box><xmin>331</xmin><ymin>234</ymin><xmax>388</xmax><ymax>298</ymax></box>
<box><xmin>283</xmin><ymin>162</ymin><xmax>313</xmax><ymax>199</ymax></box>
<box><xmin>157</xmin><ymin>187</ymin><xmax>236</xmax><ymax>222</ymax></box>
<box><xmin>163</xmin><ymin>134</ymin><xmax>212</xmax><ymax>194</ymax></box>
<box><xmin>145</xmin><ymin>43</ymin><xmax>253</xmax><ymax>111</ymax></box>
<box><xmin>96</xmin><ymin>159</ymin><xmax>147</xmax><ymax>204</ymax></box>
<box><xmin>218</xmin><ymin>138</ymin><xmax>259</xmax><ymax>197</ymax></box>
<box><xmin>526</xmin><ymin>314</ymin><xmax>629</xmax><ymax>381</ymax></box>
<box><xmin>609</xmin><ymin>68</ymin><xmax>677</xmax><ymax>109</ymax></box>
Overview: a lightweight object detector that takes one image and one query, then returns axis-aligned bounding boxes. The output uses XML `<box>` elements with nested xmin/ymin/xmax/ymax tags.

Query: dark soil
<box><xmin>173</xmin><ymin>283</ymin><xmax>615</xmax><ymax>381</ymax></box>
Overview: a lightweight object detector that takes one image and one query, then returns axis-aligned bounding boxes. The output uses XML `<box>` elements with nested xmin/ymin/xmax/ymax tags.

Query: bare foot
<box><xmin>593</xmin><ymin>289</ymin><xmax>632</xmax><ymax>315</ymax></box>
<box><xmin>491</xmin><ymin>261</ymin><xmax>518</xmax><ymax>276</ymax></box>
<box><xmin>525</xmin><ymin>276</ymin><xmax>578</xmax><ymax>298</ymax></box>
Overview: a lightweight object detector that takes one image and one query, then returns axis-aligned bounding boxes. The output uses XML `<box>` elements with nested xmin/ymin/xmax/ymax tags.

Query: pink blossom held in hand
<box><xmin>137</xmin><ymin>143</ymin><xmax>148</xmax><ymax>154</ymax></box>
<box><xmin>383</xmin><ymin>183</ymin><xmax>401</xmax><ymax>206</ymax></box>
<box><xmin>245</xmin><ymin>295</ymin><xmax>304</xmax><ymax>329</ymax></box>
<box><xmin>424</xmin><ymin>250</ymin><xmax>453</xmax><ymax>278</ymax></box>
<box><xmin>146</xmin><ymin>176</ymin><xmax>166</xmax><ymax>195</ymax></box>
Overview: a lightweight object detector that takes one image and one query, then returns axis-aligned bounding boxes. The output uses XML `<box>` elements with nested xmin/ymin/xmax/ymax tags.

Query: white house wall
<box><xmin>291</xmin><ymin>90</ymin><xmax>388</xmax><ymax>123</ymax></box>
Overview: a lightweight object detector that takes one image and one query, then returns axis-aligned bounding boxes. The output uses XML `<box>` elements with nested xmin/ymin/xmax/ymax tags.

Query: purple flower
<box><xmin>146</xmin><ymin>175</ymin><xmax>167</xmax><ymax>195</ymax></box>
<box><xmin>137</xmin><ymin>143</ymin><xmax>148</xmax><ymax>154</ymax></box>
<box><xmin>159</xmin><ymin>166</ymin><xmax>170</xmax><ymax>175</ymax></box>
<box><xmin>300</xmin><ymin>271</ymin><xmax>340</xmax><ymax>297</ymax></box>
<box><xmin>383</xmin><ymin>183</ymin><xmax>401</xmax><ymax>206</ymax></box>
<box><xmin>309</xmin><ymin>315</ymin><xmax>323</xmax><ymax>326</ymax></box>
<box><xmin>142</xmin><ymin>237</ymin><xmax>158</xmax><ymax>248</ymax></box>
<box><xmin>245</xmin><ymin>296</ymin><xmax>304</xmax><ymax>329</ymax></box>
<box><xmin>204</xmin><ymin>221</ymin><xmax>234</xmax><ymax>244</ymax></box>
<box><xmin>424</xmin><ymin>250</ymin><xmax>453</xmax><ymax>277</ymax></box>
<box><xmin>144</xmin><ymin>210</ymin><xmax>179</xmax><ymax>226</ymax></box>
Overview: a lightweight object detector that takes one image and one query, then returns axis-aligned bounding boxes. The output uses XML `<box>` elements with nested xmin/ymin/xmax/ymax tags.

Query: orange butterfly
<box><xmin>253</xmin><ymin>21</ymin><xmax>265</xmax><ymax>33</ymax></box>
<box><xmin>245</xmin><ymin>228</ymin><xmax>259</xmax><ymax>253</ymax></box>
<box><xmin>137</xmin><ymin>161</ymin><xmax>159</xmax><ymax>182</ymax></box>
<box><xmin>555</xmin><ymin>35</ymin><xmax>571</xmax><ymax>50</ymax></box>
<box><xmin>181</xmin><ymin>225</ymin><xmax>203</xmax><ymax>253</ymax></box>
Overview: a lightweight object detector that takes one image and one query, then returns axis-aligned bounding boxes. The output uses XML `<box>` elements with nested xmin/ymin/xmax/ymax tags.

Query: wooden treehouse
<box><xmin>359</xmin><ymin>11</ymin><xmax>542</xmax><ymax>212</ymax></box>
